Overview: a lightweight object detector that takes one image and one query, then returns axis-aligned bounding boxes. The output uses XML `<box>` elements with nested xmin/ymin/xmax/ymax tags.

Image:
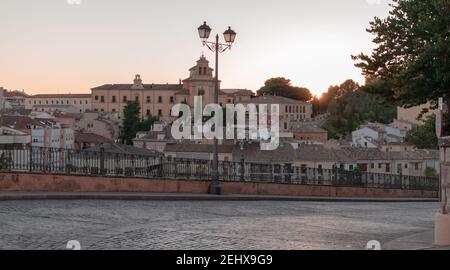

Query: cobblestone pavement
<box><xmin>0</xmin><ymin>200</ymin><xmax>438</xmax><ymax>250</ymax></box>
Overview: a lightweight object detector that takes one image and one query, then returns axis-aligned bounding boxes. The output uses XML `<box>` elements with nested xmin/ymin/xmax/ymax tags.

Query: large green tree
<box><xmin>322</xmin><ymin>79</ymin><xmax>397</xmax><ymax>139</ymax></box>
<box><xmin>257</xmin><ymin>77</ymin><xmax>312</xmax><ymax>101</ymax></box>
<box><xmin>139</xmin><ymin>115</ymin><xmax>158</xmax><ymax>131</ymax></box>
<box><xmin>406</xmin><ymin>115</ymin><xmax>439</xmax><ymax>149</ymax></box>
<box><xmin>352</xmin><ymin>0</ymin><xmax>449</xmax><ymax>129</ymax></box>
<box><xmin>121</xmin><ymin>101</ymin><xmax>141</xmax><ymax>145</ymax></box>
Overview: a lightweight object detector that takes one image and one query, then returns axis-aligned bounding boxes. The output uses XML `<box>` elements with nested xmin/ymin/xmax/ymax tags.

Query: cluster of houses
<box><xmin>0</xmin><ymin>55</ymin><xmax>441</xmax><ymax>178</ymax></box>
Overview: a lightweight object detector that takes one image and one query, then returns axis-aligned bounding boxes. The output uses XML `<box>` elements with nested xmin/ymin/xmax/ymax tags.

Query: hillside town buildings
<box><xmin>0</xmin><ymin>58</ymin><xmax>442</xmax><ymax>180</ymax></box>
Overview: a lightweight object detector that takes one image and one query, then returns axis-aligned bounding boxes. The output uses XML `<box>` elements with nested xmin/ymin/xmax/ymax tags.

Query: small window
<box><xmin>158</xmin><ymin>96</ymin><xmax>163</xmax><ymax>103</ymax></box>
<box><xmin>100</xmin><ymin>96</ymin><xmax>105</xmax><ymax>103</ymax></box>
<box><xmin>112</xmin><ymin>96</ymin><xmax>116</xmax><ymax>103</ymax></box>
<box><xmin>170</xmin><ymin>96</ymin><xmax>174</xmax><ymax>103</ymax></box>
<box><xmin>146</xmin><ymin>96</ymin><xmax>151</xmax><ymax>103</ymax></box>
<box><xmin>123</xmin><ymin>96</ymin><xmax>128</xmax><ymax>102</ymax></box>
<box><xmin>158</xmin><ymin>109</ymin><xmax>162</xmax><ymax>116</ymax></box>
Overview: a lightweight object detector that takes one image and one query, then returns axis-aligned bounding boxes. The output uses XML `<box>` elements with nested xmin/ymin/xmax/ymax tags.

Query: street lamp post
<box><xmin>198</xmin><ymin>21</ymin><xmax>237</xmax><ymax>195</ymax></box>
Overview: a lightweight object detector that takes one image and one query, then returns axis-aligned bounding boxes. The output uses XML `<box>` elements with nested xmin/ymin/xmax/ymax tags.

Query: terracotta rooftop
<box><xmin>92</xmin><ymin>84</ymin><xmax>183</xmax><ymax>91</ymax></box>
<box><xmin>165</xmin><ymin>143</ymin><xmax>235</xmax><ymax>154</ymax></box>
<box><xmin>30</xmin><ymin>94</ymin><xmax>91</xmax><ymax>99</ymax></box>
<box><xmin>223</xmin><ymin>89</ymin><xmax>255</xmax><ymax>97</ymax></box>
<box><xmin>4</xmin><ymin>90</ymin><xmax>29</xmax><ymax>98</ymax></box>
<box><xmin>88</xmin><ymin>143</ymin><xmax>163</xmax><ymax>157</ymax></box>
<box><xmin>0</xmin><ymin>115</ymin><xmax>54</xmax><ymax>132</ymax></box>
<box><xmin>232</xmin><ymin>142</ymin><xmax>297</xmax><ymax>163</ymax></box>
<box><xmin>233</xmin><ymin>143</ymin><xmax>439</xmax><ymax>163</ymax></box>
<box><xmin>241</xmin><ymin>95</ymin><xmax>309</xmax><ymax>105</ymax></box>
<box><xmin>75</xmin><ymin>132</ymin><xmax>113</xmax><ymax>144</ymax></box>
<box><xmin>137</xmin><ymin>126</ymin><xmax>174</xmax><ymax>141</ymax></box>
<box><xmin>294</xmin><ymin>125</ymin><xmax>327</xmax><ymax>133</ymax></box>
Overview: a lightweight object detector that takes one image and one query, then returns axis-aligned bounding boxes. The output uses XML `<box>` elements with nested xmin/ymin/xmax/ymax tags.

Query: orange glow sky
<box><xmin>0</xmin><ymin>0</ymin><xmax>393</xmax><ymax>96</ymax></box>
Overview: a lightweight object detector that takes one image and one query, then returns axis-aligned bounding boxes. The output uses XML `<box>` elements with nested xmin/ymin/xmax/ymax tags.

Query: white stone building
<box><xmin>352</xmin><ymin>123</ymin><xmax>407</xmax><ymax>148</ymax></box>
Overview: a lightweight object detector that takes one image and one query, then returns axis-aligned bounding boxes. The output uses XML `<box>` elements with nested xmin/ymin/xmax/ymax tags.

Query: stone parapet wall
<box><xmin>0</xmin><ymin>173</ymin><xmax>438</xmax><ymax>198</ymax></box>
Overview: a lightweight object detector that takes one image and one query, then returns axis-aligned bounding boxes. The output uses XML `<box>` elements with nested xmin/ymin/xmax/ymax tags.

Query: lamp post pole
<box><xmin>211</xmin><ymin>34</ymin><xmax>220</xmax><ymax>194</ymax></box>
<box><xmin>197</xmin><ymin>22</ymin><xmax>237</xmax><ymax>195</ymax></box>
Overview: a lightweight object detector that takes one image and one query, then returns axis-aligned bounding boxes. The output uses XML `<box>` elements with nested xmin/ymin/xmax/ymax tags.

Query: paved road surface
<box><xmin>0</xmin><ymin>200</ymin><xmax>438</xmax><ymax>250</ymax></box>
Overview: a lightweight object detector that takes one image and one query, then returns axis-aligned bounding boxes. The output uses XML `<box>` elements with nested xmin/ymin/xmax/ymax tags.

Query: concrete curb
<box><xmin>0</xmin><ymin>192</ymin><xmax>440</xmax><ymax>202</ymax></box>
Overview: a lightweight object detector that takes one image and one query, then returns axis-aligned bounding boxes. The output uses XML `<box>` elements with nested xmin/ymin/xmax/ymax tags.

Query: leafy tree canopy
<box><xmin>406</xmin><ymin>115</ymin><xmax>439</xmax><ymax>149</ymax></box>
<box><xmin>321</xmin><ymin>79</ymin><xmax>397</xmax><ymax>139</ymax></box>
<box><xmin>120</xmin><ymin>101</ymin><xmax>161</xmax><ymax>145</ymax></box>
<box><xmin>257</xmin><ymin>77</ymin><xmax>313</xmax><ymax>101</ymax></box>
<box><xmin>121</xmin><ymin>101</ymin><xmax>142</xmax><ymax>145</ymax></box>
<box><xmin>352</xmin><ymin>0</ymin><xmax>449</xmax><ymax>113</ymax></box>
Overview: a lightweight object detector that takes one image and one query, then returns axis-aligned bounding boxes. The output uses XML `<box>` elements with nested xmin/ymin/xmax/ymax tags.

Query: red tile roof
<box><xmin>30</xmin><ymin>94</ymin><xmax>91</xmax><ymax>98</ymax></box>
<box><xmin>4</xmin><ymin>91</ymin><xmax>29</xmax><ymax>98</ymax></box>
<box><xmin>92</xmin><ymin>84</ymin><xmax>183</xmax><ymax>91</ymax></box>
<box><xmin>0</xmin><ymin>115</ymin><xmax>54</xmax><ymax>133</ymax></box>
<box><xmin>75</xmin><ymin>132</ymin><xmax>113</xmax><ymax>144</ymax></box>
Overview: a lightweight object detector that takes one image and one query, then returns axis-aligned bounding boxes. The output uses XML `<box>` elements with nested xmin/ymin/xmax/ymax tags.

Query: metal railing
<box><xmin>0</xmin><ymin>146</ymin><xmax>439</xmax><ymax>191</ymax></box>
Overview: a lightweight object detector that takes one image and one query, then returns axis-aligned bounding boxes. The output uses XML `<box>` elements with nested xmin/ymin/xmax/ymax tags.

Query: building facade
<box><xmin>293</xmin><ymin>125</ymin><xmax>328</xmax><ymax>144</ymax></box>
<box><xmin>31</xmin><ymin>126</ymin><xmax>74</xmax><ymax>149</ymax></box>
<box><xmin>25</xmin><ymin>94</ymin><xmax>92</xmax><ymax>114</ymax></box>
<box><xmin>91</xmin><ymin>55</ymin><xmax>254</xmax><ymax>121</ymax></box>
<box><xmin>240</xmin><ymin>95</ymin><xmax>313</xmax><ymax>132</ymax></box>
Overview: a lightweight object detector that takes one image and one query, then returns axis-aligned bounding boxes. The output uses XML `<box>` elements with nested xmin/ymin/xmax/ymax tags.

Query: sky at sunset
<box><xmin>0</xmin><ymin>0</ymin><xmax>394</xmax><ymax>96</ymax></box>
